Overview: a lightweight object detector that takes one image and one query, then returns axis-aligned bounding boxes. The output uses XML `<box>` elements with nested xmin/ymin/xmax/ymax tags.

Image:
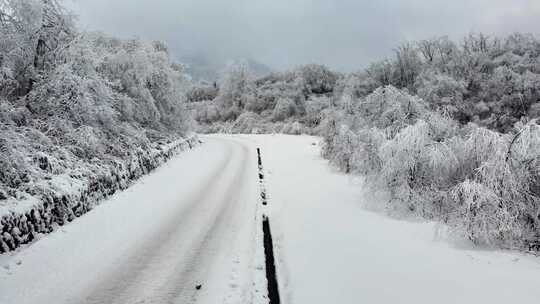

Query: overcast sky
<box><xmin>67</xmin><ymin>0</ymin><xmax>540</xmax><ymax>72</ymax></box>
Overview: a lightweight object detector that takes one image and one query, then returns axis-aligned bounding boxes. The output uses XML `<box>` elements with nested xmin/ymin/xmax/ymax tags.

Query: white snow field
<box><xmin>1</xmin><ymin>134</ymin><xmax>540</xmax><ymax>304</ymax></box>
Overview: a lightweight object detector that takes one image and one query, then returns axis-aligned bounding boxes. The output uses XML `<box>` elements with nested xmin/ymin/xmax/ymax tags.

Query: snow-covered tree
<box><xmin>0</xmin><ymin>0</ymin><xmax>193</xmax><ymax>212</ymax></box>
<box><xmin>416</xmin><ymin>69</ymin><xmax>468</xmax><ymax>116</ymax></box>
<box><xmin>0</xmin><ymin>0</ymin><xmax>75</xmax><ymax>97</ymax></box>
<box><xmin>215</xmin><ymin>62</ymin><xmax>255</xmax><ymax>121</ymax></box>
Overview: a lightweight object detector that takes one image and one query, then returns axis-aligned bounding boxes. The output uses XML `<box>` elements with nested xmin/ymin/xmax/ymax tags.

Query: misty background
<box><xmin>68</xmin><ymin>0</ymin><xmax>540</xmax><ymax>79</ymax></box>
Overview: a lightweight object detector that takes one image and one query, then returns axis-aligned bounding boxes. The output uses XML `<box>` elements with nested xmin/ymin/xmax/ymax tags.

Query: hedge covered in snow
<box><xmin>0</xmin><ymin>136</ymin><xmax>200</xmax><ymax>253</ymax></box>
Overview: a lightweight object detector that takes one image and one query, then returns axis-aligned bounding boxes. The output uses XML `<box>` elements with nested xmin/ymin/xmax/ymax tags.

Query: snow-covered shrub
<box><xmin>326</xmin><ymin>125</ymin><xmax>360</xmax><ymax>173</ymax></box>
<box><xmin>375</xmin><ymin>120</ymin><xmax>442</xmax><ymax>216</ymax></box>
<box><xmin>272</xmin><ymin>97</ymin><xmax>297</xmax><ymax>121</ymax></box>
<box><xmin>0</xmin><ymin>131</ymin><xmax>28</xmax><ymax>189</ymax></box>
<box><xmin>335</xmin><ymin>72</ymin><xmax>379</xmax><ymax>100</ymax></box>
<box><xmin>304</xmin><ymin>96</ymin><xmax>331</xmax><ymax>127</ymax></box>
<box><xmin>245</xmin><ymin>95</ymin><xmax>269</xmax><ymax>114</ymax></box>
<box><xmin>215</xmin><ymin>62</ymin><xmax>255</xmax><ymax>121</ymax></box>
<box><xmin>357</xmin><ymin>86</ymin><xmax>428</xmax><ymax>137</ymax></box>
<box><xmin>380</xmin><ymin>120</ymin><xmax>539</xmax><ymax>245</ymax></box>
<box><xmin>186</xmin><ymin>85</ymin><xmax>218</xmax><ymax>103</ymax></box>
<box><xmin>349</xmin><ymin>128</ymin><xmax>386</xmax><ymax>176</ymax></box>
<box><xmin>416</xmin><ymin>70</ymin><xmax>467</xmax><ymax>115</ymax></box>
<box><xmin>280</xmin><ymin>121</ymin><xmax>304</xmax><ymax>135</ymax></box>
<box><xmin>449</xmin><ymin>179</ymin><xmax>520</xmax><ymax>245</ymax></box>
<box><xmin>295</xmin><ymin>64</ymin><xmax>339</xmax><ymax>95</ymax></box>
<box><xmin>451</xmin><ymin>122</ymin><xmax>540</xmax><ymax>246</ymax></box>
<box><xmin>232</xmin><ymin>112</ymin><xmax>261</xmax><ymax>133</ymax></box>
<box><xmin>194</xmin><ymin>100</ymin><xmax>221</xmax><ymax>124</ymax></box>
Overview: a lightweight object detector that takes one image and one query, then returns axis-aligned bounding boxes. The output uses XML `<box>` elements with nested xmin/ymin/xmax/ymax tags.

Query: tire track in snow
<box><xmin>157</xmin><ymin>140</ymin><xmax>251</xmax><ymax>303</ymax></box>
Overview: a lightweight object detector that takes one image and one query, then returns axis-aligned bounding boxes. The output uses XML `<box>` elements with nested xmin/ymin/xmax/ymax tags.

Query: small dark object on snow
<box><xmin>195</xmin><ymin>284</ymin><xmax>202</xmax><ymax>290</ymax></box>
<box><xmin>311</xmin><ymin>142</ymin><xmax>317</xmax><ymax>146</ymax></box>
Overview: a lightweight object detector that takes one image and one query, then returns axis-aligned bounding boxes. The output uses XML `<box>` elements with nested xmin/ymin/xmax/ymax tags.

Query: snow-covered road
<box><xmin>2</xmin><ymin>134</ymin><xmax>540</xmax><ymax>304</ymax></box>
<box><xmin>0</xmin><ymin>137</ymin><xmax>264</xmax><ymax>304</ymax></box>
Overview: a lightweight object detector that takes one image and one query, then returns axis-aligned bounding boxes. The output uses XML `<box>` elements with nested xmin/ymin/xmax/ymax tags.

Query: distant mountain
<box><xmin>182</xmin><ymin>55</ymin><xmax>272</xmax><ymax>83</ymax></box>
<box><xmin>238</xmin><ymin>58</ymin><xmax>273</xmax><ymax>79</ymax></box>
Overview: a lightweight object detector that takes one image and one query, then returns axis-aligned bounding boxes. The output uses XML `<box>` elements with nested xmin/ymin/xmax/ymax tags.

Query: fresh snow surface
<box><xmin>1</xmin><ymin>134</ymin><xmax>540</xmax><ymax>304</ymax></box>
<box><xmin>243</xmin><ymin>134</ymin><xmax>540</xmax><ymax>304</ymax></box>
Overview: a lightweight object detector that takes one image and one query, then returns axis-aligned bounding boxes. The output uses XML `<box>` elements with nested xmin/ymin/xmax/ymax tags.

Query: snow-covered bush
<box><xmin>232</xmin><ymin>112</ymin><xmax>261</xmax><ymax>133</ymax></box>
<box><xmin>195</xmin><ymin>100</ymin><xmax>221</xmax><ymax>124</ymax></box>
<box><xmin>416</xmin><ymin>70</ymin><xmax>467</xmax><ymax>115</ymax></box>
<box><xmin>357</xmin><ymin>86</ymin><xmax>428</xmax><ymax>137</ymax></box>
<box><xmin>450</xmin><ymin>122</ymin><xmax>540</xmax><ymax>246</ymax></box>
<box><xmin>272</xmin><ymin>98</ymin><xmax>297</xmax><ymax>121</ymax></box>
<box><xmin>304</xmin><ymin>96</ymin><xmax>331</xmax><ymax>127</ymax></box>
<box><xmin>186</xmin><ymin>85</ymin><xmax>218</xmax><ymax>103</ymax></box>
<box><xmin>326</xmin><ymin>125</ymin><xmax>359</xmax><ymax>173</ymax></box>
<box><xmin>295</xmin><ymin>64</ymin><xmax>339</xmax><ymax>95</ymax></box>
<box><xmin>280</xmin><ymin>121</ymin><xmax>304</xmax><ymax>135</ymax></box>
<box><xmin>214</xmin><ymin>62</ymin><xmax>255</xmax><ymax>121</ymax></box>
<box><xmin>245</xmin><ymin>95</ymin><xmax>269</xmax><ymax>114</ymax></box>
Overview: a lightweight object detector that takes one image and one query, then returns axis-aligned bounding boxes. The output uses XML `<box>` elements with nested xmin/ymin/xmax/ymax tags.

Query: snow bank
<box><xmin>0</xmin><ymin>136</ymin><xmax>200</xmax><ymax>253</ymax></box>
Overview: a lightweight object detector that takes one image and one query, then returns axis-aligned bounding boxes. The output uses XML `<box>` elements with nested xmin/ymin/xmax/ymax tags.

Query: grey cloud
<box><xmin>68</xmin><ymin>0</ymin><xmax>540</xmax><ymax>72</ymax></box>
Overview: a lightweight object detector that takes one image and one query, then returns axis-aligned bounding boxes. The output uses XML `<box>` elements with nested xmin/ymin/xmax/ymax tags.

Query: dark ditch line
<box><xmin>262</xmin><ymin>215</ymin><xmax>281</xmax><ymax>304</ymax></box>
<box><xmin>257</xmin><ymin>148</ymin><xmax>267</xmax><ymax>206</ymax></box>
<box><xmin>256</xmin><ymin>147</ymin><xmax>281</xmax><ymax>303</ymax></box>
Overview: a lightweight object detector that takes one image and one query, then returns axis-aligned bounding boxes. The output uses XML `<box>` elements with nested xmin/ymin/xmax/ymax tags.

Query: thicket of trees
<box><xmin>190</xmin><ymin>63</ymin><xmax>339</xmax><ymax>134</ymax></box>
<box><xmin>191</xmin><ymin>33</ymin><xmax>540</xmax><ymax>249</ymax></box>
<box><xmin>322</xmin><ymin>34</ymin><xmax>540</xmax><ymax>249</ymax></box>
<box><xmin>192</xmin><ymin>33</ymin><xmax>540</xmax><ymax>135</ymax></box>
<box><xmin>364</xmin><ymin>34</ymin><xmax>540</xmax><ymax>132</ymax></box>
<box><xmin>0</xmin><ymin>0</ymin><xmax>192</xmax><ymax>203</ymax></box>
<box><xmin>323</xmin><ymin>86</ymin><xmax>539</xmax><ymax>248</ymax></box>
